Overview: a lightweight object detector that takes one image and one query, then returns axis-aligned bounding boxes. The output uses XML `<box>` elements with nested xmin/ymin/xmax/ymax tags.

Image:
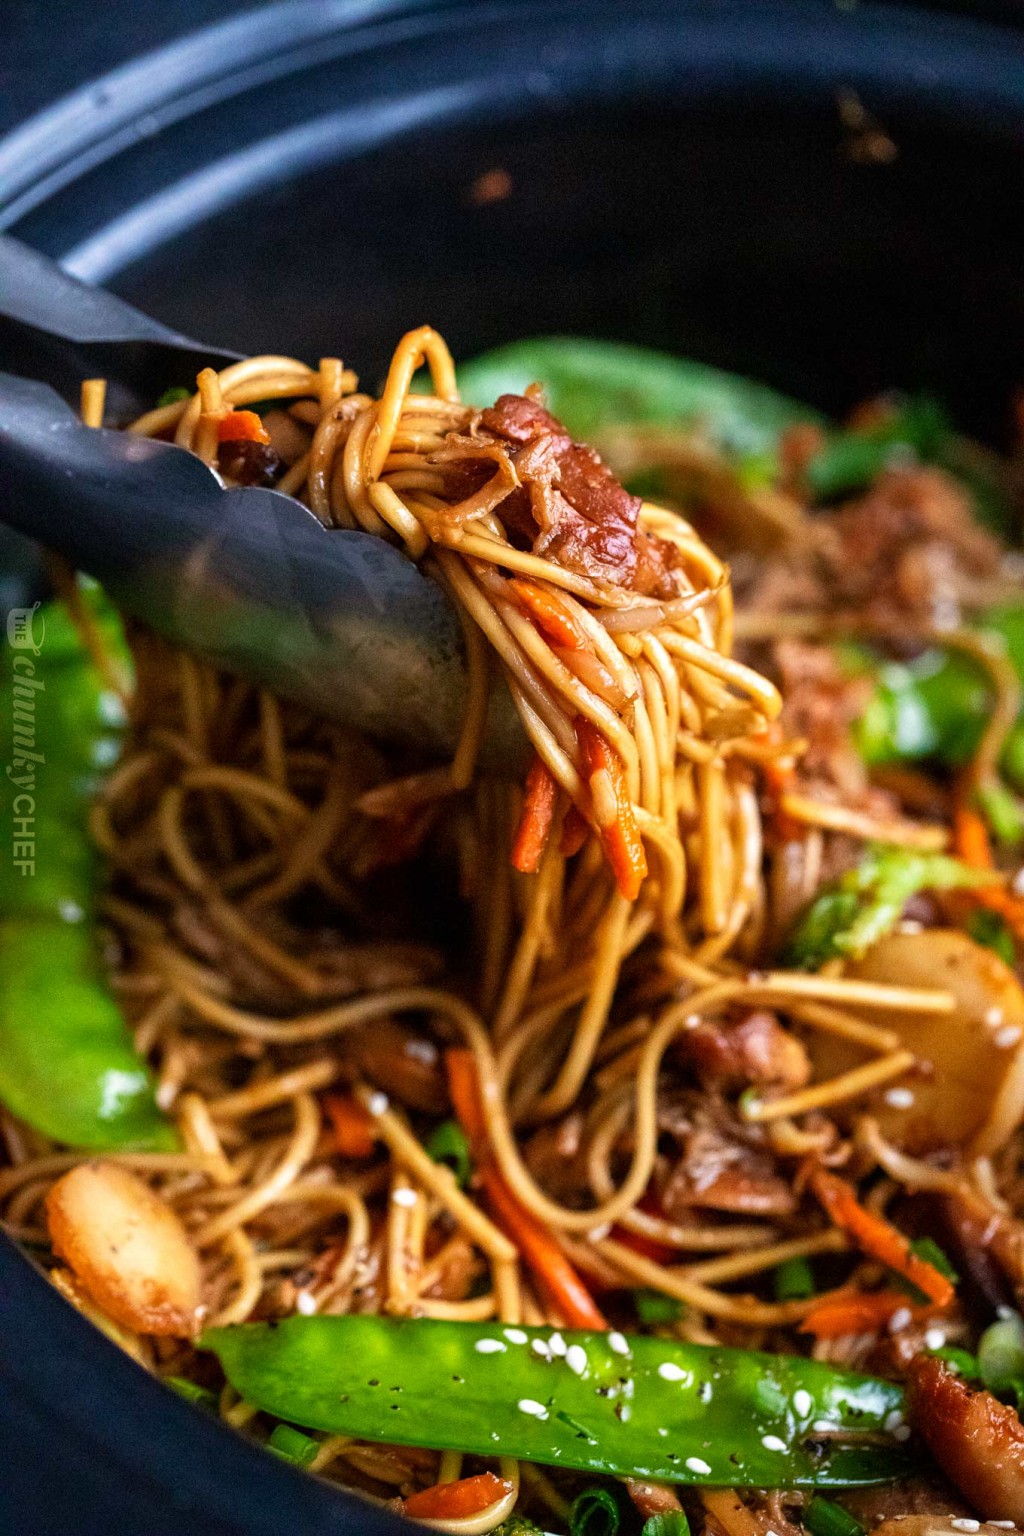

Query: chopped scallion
<box><xmin>774</xmin><ymin>1256</ymin><xmax>815</xmax><ymax>1301</ymax></box>
<box><xmin>569</xmin><ymin>1486</ymin><xmax>620</xmax><ymax>1536</ymax></box>
<box><xmin>268</xmin><ymin>1422</ymin><xmax>319</xmax><ymax>1466</ymax></box>
<box><xmin>165</xmin><ymin>1375</ymin><xmax>217</xmax><ymax>1410</ymax></box>
<box><xmin>424</xmin><ymin>1119</ymin><xmax>472</xmax><ymax>1188</ymax></box>
<box><xmin>804</xmin><ymin>1497</ymin><xmax>865</xmax><ymax>1536</ymax></box>
<box><xmin>642</xmin><ymin>1515</ymin><xmax>691</xmax><ymax>1536</ymax></box>
<box><xmin>156</xmin><ymin>385</ymin><xmax>192</xmax><ymax>407</ymax></box>
<box><xmin>634</xmin><ymin>1288</ymin><xmax>684</xmax><ymax>1325</ymax></box>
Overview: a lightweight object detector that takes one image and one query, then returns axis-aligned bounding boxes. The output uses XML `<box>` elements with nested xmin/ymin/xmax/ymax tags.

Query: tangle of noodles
<box><xmin>4</xmin><ymin>330</ymin><xmax>1024</xmax><ymax>1534</ymax></box>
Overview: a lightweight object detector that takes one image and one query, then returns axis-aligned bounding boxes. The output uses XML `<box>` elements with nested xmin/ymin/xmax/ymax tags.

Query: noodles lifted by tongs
<box><xmin>139</xmin><ymin>326</ymin><xmax>782</xmax><ymax>957</ymax></box>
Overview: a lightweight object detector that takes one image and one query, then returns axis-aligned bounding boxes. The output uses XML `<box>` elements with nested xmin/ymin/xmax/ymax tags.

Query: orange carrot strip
<box><xmin>576</xmin><ymin>717</ymin><xmax>647</xmax><ymax>900</ymax></box>
<box><xmin>952</xmin><ymin>797</ymin><xmax>1024</xmax><ymax>941</ymax></box>
<box><xmin>445</xmin><ymin>1050</ymin><xmax>608</xmax><ymax>1330</ymax></box>
<box><xmin>509</xmin><ymin>579</ymin><xmax>589</xmax><ymax>652</ymax></box>
<box><xmin>445</xmin><ymin>1048</ymin><xmax>488</xmax><ymax>1152</ymax></box>
<box><xmin>560</xmin><ymin>804</ymin><xmax>589</xmax><ymax>858</ymax></box>
<box><xmin>404</xmin><ymin>1472</ymin><xmax>513</xmax><ymax>1520</ymax></box>
<box><xmin>800</xmin><ymin>1290</ymin><xmax>922</xmax><ymax>1340</ymax></box>
<box><xmin>511</xmin><ymin>756</ymin><xmax>557</xmax><ymax>874</ymax></box>
<box><xmin>217</xmin><ymin>409</ymin><xmax>270</xmax><ymax>445</ymax></box>
<box><xmin>953</xmin><ymin>800</ymin><xmax>996</xmax><ymax>870</ymax></box>
<box><xmin>323</xmin><ymin>1093</ymin><xmax>376</xmax><ymax>1160</ymax></box>
<box><xmin>811</xmin><ymin>1169</ymin><xmax>954</xmax><ymax>1308</ymax></box>
<box><xmin>482</xmin><ymin>1165</ymin><xmax>609</xmax><ymax>1330</ymax></box>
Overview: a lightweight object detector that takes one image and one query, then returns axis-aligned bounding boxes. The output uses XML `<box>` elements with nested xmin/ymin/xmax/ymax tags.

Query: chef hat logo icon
<box><xmin>7</xmin><ymin>603</ymin><xmax>45</xmax><ymax>652</ymax></box>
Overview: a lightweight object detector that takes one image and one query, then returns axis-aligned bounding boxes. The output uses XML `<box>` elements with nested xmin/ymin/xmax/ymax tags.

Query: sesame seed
<box><xmin>984</xmin><ymin>1007</ymin><xmax>1005</xmax><ymax>1029</ymax></box>
<box><xmin>951</xmin><ymin>1521</ymin><xmax>980</xmax><ymax>1532</ymax></box>
<box><xmin>924</xmin><ymin>1328</ymin><xmax>946</xmax><ymax>1351</ymax></box>
<box><xmin>366</xmin><ymin>1091</ymin><xmax>389</xmax><ymax>1117</ymax></box>
<box><xmin>392</xmin><ymin>1187</ymin><xmax>418</xmax><ymax>1207</ymax></box>
<box><xmin>761</xmin><ymin>1435</ymin><xmax>787</xmax><ymax>1453</ymax></box>
<box><xmin>503</xmin><ymin>1328</ymin><xmax>527</xmax><ymax>1344</ymax></box>
<box><xmin>685</xmin><ymin>1457</ymin><xmax>711</xmax><ymax>1475</ymax></box>
<box><xmin>475</xmin><ymin>1339</ymin><xmax>506</xmax><ymax>1354</ymax></box>
<box><xmin>995</xmin><ymin>1025</ymin><xmax>1023</xmax><ymax>1050</ymax></box>
<box><xmin>404</xmin><ymin>1039</ymin><xmax>438</xmax><ymax>1064</ymax></box>
<box><xmin>517</xmin><ymin>1398</ymin><xmax>548</xmax><ymax>1419</ymax></box>
<box><xmin>884</xmin><ymin>1087</ymin><xmax>914</xmax><ymax>1109</ymax></box>
<box><xmin>792</xmin><ymin>1389</ymin><xmax>812</xmax><ymax>1418</ymax></box>
<box><xmin>883</xmin><ymin>1409</ymin><xmax>904</xmax><ymax>1433</ymax></box>
<box><xmin>608</xmin><ymin>1332</ymin><xmax>630</xmax><ymax>1356</ymax></box>
<box><xmin>657</xmin><ymin>1362</ymin><xmax>689</xmax><ymax>1382</ymax></box>
<box><xmin>531</xmin><ymin>1339</ymin><xmax>551</xmax><ymax>1359</ymax></box>
<box><xmin>893</xmin><ymin>1425</ymin><xmax>911</xmax><ymax>1442</ymax></box>
<box><xmin>295</xmin><ymin>1290</ymin><xmax>317</xmax><ymax>1316</ymax></box>
<box><xmin>1013</xmin><ymin>868</ymin><xmax>1024</xmax><ymax>897</ymax></box>
<box><xmin>988</xmin><ymin>1523</ymin><xmax>1016</xmax><ymax>1529</ymax></box>
<box><xmin>888</xmin><ymin>1307</ymin><xmax>912</xmax><ymax>1333</ymax></box>
<box><xmin>548</xmin><ymin>1332</ymin><xmax>567</xmax><ymax>1356</ymax></box>
<box><xmin>565</xmin><ymin>1345</ymin><xmax>588</xmax><ymax>1376</ymax></box>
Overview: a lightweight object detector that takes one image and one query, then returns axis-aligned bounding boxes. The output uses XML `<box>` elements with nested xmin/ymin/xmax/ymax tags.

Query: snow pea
<box><xmin>0</xmin><ymin>584</ymin><xmax>171</xmax><ymax>1149</ymax></box>
<box><xmin>855</xmin><ymin>604</ymin><xmax>1024</xmax><ymax>793</ymax></box>
<box><xmin>201</xmin><ymin>1316</ymin><xmax>911</xmax><ymax>1488</ymax></box>
<box><xmin>458</xmin><ymin>338</ymin><xmax>824</xmax><ymax>461</ymax></box>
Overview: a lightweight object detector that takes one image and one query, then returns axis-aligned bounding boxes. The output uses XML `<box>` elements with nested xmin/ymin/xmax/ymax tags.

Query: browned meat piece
<box><xmin>345</xmin><ymin>1018</ymin><xmax>446</xmax><ymax>1113</ymax></box>
<box><xmin>872</xmin><ymin>1521</ymin><xmax>1018</xmax><ymax>1536</ymax></box>
<box><xmin>656</xmin><ymin>1097</ymin><xmax>796</xmax><ymax>1218</ymax></box>
<box><xmin>675</xmin><ymin>1010</ymin><xmax>810</xmax><ymax>1092</ymax></box>
<box><xmin>942</xmin><ymin>1187</ymin><xmax>1024</xmax><ymax>1312</ymax></box>
<box><xmin>523</xmin><ymin>1113</ymin><xmax>587</xmax><ymax>1207</ymax></box>
<box><xmin>840</xmin><ymin>1475</ymin><xmax>974</xmax><ymax>1528</ymax></box>
<box><xmin>476</xmin><ymin>392</ymin><xmax>681</xmax><ymax>595</ymax></box>
<box><xmin>907</xmin><ymin>1355</ymin><xmax>1024</xmax><ymax>1524</ymax></box>
<box><xmin>775</xmin><ymin>638</ymin><xmax>895</xmax><ymax>809</ymax></box>
<box><xmin>827</xmin><ymin>466</ymin><xmax>1001</xmax><ymax>627</ymax></box>
<box><xmin>624</xmin><ymin>1480</ymin><xmax>683</xmax><ymax>1519</ymax></box>
<box><xmin>216</xmin><ymin>438</ymin><xmax>282</xmax><ymax>486</ymax></box>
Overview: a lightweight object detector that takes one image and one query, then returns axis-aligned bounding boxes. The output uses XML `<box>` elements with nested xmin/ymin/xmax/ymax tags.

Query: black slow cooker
<box><xmin>2</xmin><ymin>3</ymin><xmax>1024</xmax><ymax>1531</ymax></box>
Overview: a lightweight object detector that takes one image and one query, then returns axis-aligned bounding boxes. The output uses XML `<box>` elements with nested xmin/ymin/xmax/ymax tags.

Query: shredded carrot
<box><xmin>509</xmin><ymin>579</ymin><xmax>589</xmax><ymax>652</ymax></box>
<box><xmin>810</xmin><ymin>1169</ymin><xmax>954</xmax><ymax>1308</ymax></box>
<box><xmin>404</xmin><ymin>1472</ymin><xmax>513</xmax><ymax>1520</ymax></box>
<box><xmin>800</xmin><ymin>1289</ymin><xmax>923</xmax><ymax>1339</ymax></box>
<box><xmin>445</xmin><ymin>1049</ymin><xmax>608</xmax><ymax>1330</ymax></box>
<box><xmin>953</xmin><ymin>800</ymin><xmax>996</xmax><ymax>870</ymax></box>
<box><xmin>323</xmin><ymin>1093</ymin><xmax>376</xmax><ymax>1160</ymax></box>
<box><xmin>482</xmin><ymin>1165</ymin><xmax>609</xmax><ymax>1330</ymax></box>
<box><xmin>511</xmin><ymin>756</ymin><xmax>557</xmax><ymax>874</ymax></box>
<box><xmin>217</xmin><ymin>409</ymin><xmax>270</xmax><ymax>445</ymax></box>
<box><xmin>560</xmin><ymin>804</ymin><xmax>589</xmax><ymax>858</ymax></box>
<box><xmin>576</xmin><ymin>717</ymin><xmax>647</xmax><ymax>901</ymax></box>
<box><xmin>953</xmin><ymin>796</ymin><xmax>1024</xmax><ymax>942</ymax></box>
<box><xmin>445</xmin><ymin>1048</ymin><xmax>488</xmax><ymax>1152</ymax></box>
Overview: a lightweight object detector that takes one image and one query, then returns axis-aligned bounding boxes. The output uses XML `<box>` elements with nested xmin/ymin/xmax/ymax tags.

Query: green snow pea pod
<box><xmin>0</xmin><ymin>919</ymin><xmax>173</xmax><ymax>1149</ymax></box>
<box><xmin>201</xmin><ymin>1317</ymin><xmax>911</xmax><ymax>1488</ymax></box>
<box><xmin>855</xmin><ymin>604</ymin><xmax>1024</xmax><ymax>793</ymax></box>
<box><xmin>457</xmin><ymin>338</ymin><xmax>824</xmax><ymax>461</ymax></box>
<box><xmin>0</xmin><ymin>584</ymin><xmax>171</xmax><ymax>1149</ymax></box>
